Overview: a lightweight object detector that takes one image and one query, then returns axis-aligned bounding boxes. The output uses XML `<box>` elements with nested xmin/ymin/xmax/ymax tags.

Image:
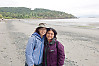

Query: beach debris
<box><xmin>85</xmin><ymin>59</ymin><xmax>88</xmax><ymax>60</ymax></box>
<box><xmin>64</xmin><ymin>58</ymin><xmax>78</xmax><ymax>66</ymax></box>
<box><xmin>2</xmin><ymin>18</ymin><xmax>3</xmax><ymax>20</ymax></box>
<box><xmin>0</xmin><ymin>50</ymin><xmax>3</xmax><ymax>52</ymax></box>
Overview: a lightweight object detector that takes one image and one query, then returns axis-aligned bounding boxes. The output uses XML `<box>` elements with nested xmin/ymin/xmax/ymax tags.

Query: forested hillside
<box><xmin>0</xmin><ymin>7</ymin><xmax>76</xmax><ymax>19</ymax></box>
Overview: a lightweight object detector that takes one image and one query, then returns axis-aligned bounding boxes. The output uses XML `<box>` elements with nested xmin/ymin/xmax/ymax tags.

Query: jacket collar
<box><xmin>31</xmin><ymin>32</ymin><xmax>44</xmax><ymax>41</ymax></box>
<box><xmin>45</xmin><ymin>38</ymin><xmax>56</xmax><ymax>45</ymax></box>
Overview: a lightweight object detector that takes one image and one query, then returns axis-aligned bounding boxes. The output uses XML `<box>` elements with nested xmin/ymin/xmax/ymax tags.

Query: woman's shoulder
<box><xmin>55</xmin><ymin>40</ymin><xmax>64</xmax><ymax>47</ymax></box>
<box><xmin>55</xmin><ymin>40</ymin><xmax>61</xmax><ymax>44</ymax></box>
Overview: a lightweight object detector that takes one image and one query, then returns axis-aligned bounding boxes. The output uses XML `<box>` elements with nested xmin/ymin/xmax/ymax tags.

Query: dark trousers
<box><xmin>25</xmin><ymin>62</ymin><xmax>42</xmax><ymax>66</ymax></box>
<box><xmin>25</xmin><ymin>62</ymin><xmax>28</xmax><ymax>66</ymax></box>
<box><xmin>34</xmin><ymin>63</ymin><xmax>42</xmax><ymax>66</ymax></box>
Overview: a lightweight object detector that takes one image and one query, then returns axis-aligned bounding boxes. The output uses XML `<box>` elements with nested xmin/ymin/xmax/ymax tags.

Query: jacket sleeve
<box><xmin>25</xmin><ymin>36</ymin><xmax>35</xmax><ymax>66</ymax></box>
<box><xmin>57</xmin><ymin>41</ymin><xmax>65</xmax><ymax>66</ymax></box>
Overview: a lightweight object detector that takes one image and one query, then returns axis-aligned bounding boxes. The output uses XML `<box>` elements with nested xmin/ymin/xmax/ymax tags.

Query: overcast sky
<box><xmin>0</xmin><ymin>0</ymin><xmax>99</xmax><ymax>17</ymax></box>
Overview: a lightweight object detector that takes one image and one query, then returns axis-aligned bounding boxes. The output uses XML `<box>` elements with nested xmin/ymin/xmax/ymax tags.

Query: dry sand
<box><xmin>0</xmin><ymin>19</ymin><xmax>99</xmax><ymax>66</ymax></box>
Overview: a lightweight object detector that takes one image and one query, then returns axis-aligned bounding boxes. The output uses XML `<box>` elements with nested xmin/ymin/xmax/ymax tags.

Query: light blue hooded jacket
<box><xmin>25</xmin><ymin>32</ymin><xmax>44</xmax><ymax>66</ymax></box>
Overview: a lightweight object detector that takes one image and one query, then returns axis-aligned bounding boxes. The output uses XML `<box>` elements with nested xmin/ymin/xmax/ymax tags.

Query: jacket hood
<box><xmin>31</xmin><ymin>32</ymin><xmax>41</xmax><ymax>40</ymax></box>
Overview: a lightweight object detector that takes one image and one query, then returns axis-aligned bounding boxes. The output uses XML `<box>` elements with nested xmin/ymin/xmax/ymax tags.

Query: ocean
<box><xmin>21</xmin><ymin>18</ymin><xmax>99</xmax><ymax>27</ymax></box>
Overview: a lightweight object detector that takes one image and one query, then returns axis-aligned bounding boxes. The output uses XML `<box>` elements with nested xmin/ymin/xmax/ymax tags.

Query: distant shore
<box><xmin>0</xmin><ymin>19</ymin><xmax>99</xmax><ymax>66</ymax></box>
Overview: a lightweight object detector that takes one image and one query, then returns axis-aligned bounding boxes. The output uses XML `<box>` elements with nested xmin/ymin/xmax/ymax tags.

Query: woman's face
<box><xmin>46</xmin><ymin>30</ymin><xmax>54</xmax><ymax>40</ymax></box>
<box><xmin>39</xmin><ymin>27</ymin><xmax>47</xmax><ymax>36</ymax></box>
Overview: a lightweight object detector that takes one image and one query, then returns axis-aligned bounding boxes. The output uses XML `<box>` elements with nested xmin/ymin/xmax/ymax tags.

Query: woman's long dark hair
<box><xmin>35</xmin><ymin>27</ymin><xmax>44</xmax><ymax>34</ymax></box>
<box><xmin>46</xmin><ymin>28</ymin><xmax>57</xmax><ymax>38</ymax></box>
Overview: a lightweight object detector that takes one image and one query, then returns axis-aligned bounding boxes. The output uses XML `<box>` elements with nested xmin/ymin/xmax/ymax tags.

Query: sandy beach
<box><xmin>0</xmin><ymin>19</ymin><xmax>99</xmax><ymax>66</ymax></box>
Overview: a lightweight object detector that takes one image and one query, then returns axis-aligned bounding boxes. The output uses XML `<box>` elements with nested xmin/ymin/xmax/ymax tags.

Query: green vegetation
<box><xmin>0</xmin><ymin>14</ymin><xmax>3</xmax><ymax>18</ymax></box>
<box><xmin>77</xmin><ymin>26</ymin><xmax>95</xmax><ymax>29</ymax></box>
<box><xmin>0</xmin><ymin>7</ymin><xmax>76</xmax><ymax>19</ymax></box>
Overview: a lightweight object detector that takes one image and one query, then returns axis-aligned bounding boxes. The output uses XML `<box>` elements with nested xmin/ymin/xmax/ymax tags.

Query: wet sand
<box><xmin>0</xmin><ymin>19</ymin><xmax>99</xmax><ymax>66</ymax></box>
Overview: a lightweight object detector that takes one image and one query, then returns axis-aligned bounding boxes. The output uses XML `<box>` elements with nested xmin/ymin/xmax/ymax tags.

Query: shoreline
<box><xmin>0</xmin><ymin>19</ymin><xmax>99</xmax><ymax>66</ymax></box>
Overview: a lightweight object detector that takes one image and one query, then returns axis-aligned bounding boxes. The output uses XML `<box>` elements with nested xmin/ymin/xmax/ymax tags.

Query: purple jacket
<box><xmin>43</xmin><ymin>38</ymin><xmax>65</xmax><ymax>66</ymax></box>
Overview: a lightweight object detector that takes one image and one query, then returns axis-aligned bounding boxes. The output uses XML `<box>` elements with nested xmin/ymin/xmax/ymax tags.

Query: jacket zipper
<box><xmin>38</xmin><ymin>42</ymin><xmax>43</xmax><ymax>64</ymax></box>
<box><xmin>45</xmin><ymin>44</ymin><xmax>48</xmax><ymax>66</ymax></box>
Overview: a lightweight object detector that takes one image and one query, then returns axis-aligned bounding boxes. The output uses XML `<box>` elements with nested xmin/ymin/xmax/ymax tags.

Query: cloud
<box><xmin>0</xmin><ymin>0</ymin><xmax>99</xmax><ymax>17</ymax></box>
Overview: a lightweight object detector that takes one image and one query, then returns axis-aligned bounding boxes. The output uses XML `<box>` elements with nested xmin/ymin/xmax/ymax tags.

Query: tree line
<box><xmin>0</xmin><ymin>7</ymin><xmax>76</xmax><ymax>19</ymax></box>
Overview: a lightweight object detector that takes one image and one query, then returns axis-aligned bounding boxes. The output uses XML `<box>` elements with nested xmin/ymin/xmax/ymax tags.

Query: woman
<box><xmin>25</xmin><ymin>23</ymin><xmax>47</xmax><ymax>66</ymax></box>
<box><xmin>43</xmin><ymin>28</ymin><xmax>65</xmax><ymax>66</ymax></box>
